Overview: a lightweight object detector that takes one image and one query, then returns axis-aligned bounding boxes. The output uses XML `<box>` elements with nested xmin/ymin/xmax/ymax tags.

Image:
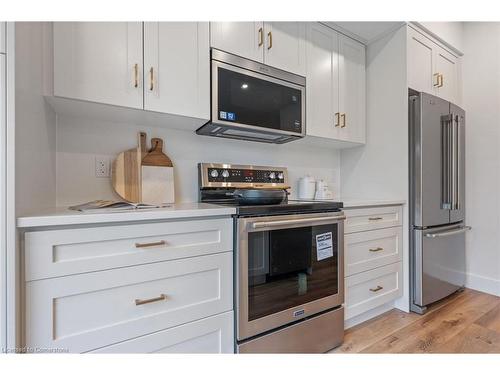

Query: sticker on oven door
<box><xmin>316</xmin><ymin>232</ymin><xmax>333</xmax><ymax>261</ymax></box>
<box><xmin>219</xmin><ymin>111</ymin><xmax>227</xmax><ymax>120</ymax></box>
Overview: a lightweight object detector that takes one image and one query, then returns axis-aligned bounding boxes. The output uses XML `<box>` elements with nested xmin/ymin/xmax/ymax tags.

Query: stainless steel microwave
<box><xmin>196</xmin><ymin>49</ymin><xmax>306</xmax><ymax>144</ymax></box>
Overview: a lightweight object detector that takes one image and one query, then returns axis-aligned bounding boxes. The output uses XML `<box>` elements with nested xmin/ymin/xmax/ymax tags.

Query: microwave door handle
<box><xmin>251</xmin><ymin>215</ymin><xmax>346</xmax><ymax>229</ymax></box>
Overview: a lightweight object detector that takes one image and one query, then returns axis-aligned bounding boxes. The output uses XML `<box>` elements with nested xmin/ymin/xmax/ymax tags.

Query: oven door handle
<box><xmin>251</xmin><ymin>215</ymin><xmax>346</xmax><ymax>229</ymax></box>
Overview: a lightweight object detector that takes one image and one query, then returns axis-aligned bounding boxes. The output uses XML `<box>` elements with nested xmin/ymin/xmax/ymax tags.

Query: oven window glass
<box><xmin>247</xmin><ymin>223</ymin><xmax>339</xmax><ymax>321</ymax></box>
<box><xmin>217</xmin><ymin>67</ymin><xmax>302</xmax><ymax>134</ymax></box>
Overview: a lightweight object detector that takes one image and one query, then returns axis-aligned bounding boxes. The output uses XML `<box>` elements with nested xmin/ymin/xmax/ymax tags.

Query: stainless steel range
<box><xmin>199</xmin><ymin>163</ymin><xmax>345</xmax><ymax>353</ymax></box>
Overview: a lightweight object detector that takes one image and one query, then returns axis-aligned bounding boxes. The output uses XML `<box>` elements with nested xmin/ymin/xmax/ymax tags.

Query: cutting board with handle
<box><xmin>111</xmin><ymin>132</ymin><xmax>147</xmax><ymax>203</ymax></box>
<box><xmin>141</xmin><ymin>138</ymin><xmax>175</xmax><ymax>205</ymax></box>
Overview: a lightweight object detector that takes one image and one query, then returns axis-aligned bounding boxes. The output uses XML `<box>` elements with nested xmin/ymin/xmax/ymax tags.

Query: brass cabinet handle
<box><xmin>438</xmin><ymin>74</ymin><xmax>444</xmax><ymax>87</ymax></box>
<box><xmin>334</xmin><ymin>112</ymin><xmax>340</xmax><ymax>127</ymax></box>
<box><xmin>135</xmin><ymin>240</ymin><xmax>167</xmax><ymax>248</ymax></box>
<box><xmin>149</xmin><ymin>67</ymin><xmax>154</xmax><ymax>91</ymax></box>
<box><xmin>368</xmin><ymin>217</ymin><xmax>383</xmax><ymax>221</ymax></box>
<box><xmin>135</xmin><ymin>294</ymin><xmax>167</xmax><ymax>306</ymax></box>
<box><xmin>369</xmin><ymin>286</ymin><xmax>383</xmax><ymax>292</ymax></box>
<box><xmin>133</xmin><ymin>63</ymin><xmax>139</xmax><ymax>88</ymax></box>
<box><xmin>433</xmin><ymin>73</ymin><xmax>440</xmax><ymax>87</ymax></box>
<box><xmin>369</xmin><ymin>247</ymin><xmax>384</xmax><ymax>252</ymax></box>
<box><xmin>258</xmin><ymin>27</ymin><xmax>264</xmax><ymax>47</ymax></box>
<box><xmin>267</xmin><ymin>31</ymin><xmax>273</xmax><ymax>50</ymax></box>
<box><xmin>341</xmin><ymin>113</ymin><xmax>346</xmax><ymax>128</ymax></box>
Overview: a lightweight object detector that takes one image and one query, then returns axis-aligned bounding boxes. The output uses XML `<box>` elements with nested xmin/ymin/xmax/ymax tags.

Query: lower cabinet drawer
<box><xmin>90</xmin><ymin>311</ymin><xmax>234</xmax><ymax>353</ymax></box>
<box><xmin>25</xmin><ymin>252</ymin><xmax>232</xmax><ymax>353</ymax></box>
<box><xmin>344</xmin><ymin>205</ymin><xmax>402</xmax><ymax>234</ymax></box>
<box><xmin>345</xmin><ymin>262</ymin><xmax>402</xmax><ymax>320</ymax></box>
<box><xmin>345</xmin><ymin>227</ymin><xmax>402</xmax><ymax>276</ymax></box>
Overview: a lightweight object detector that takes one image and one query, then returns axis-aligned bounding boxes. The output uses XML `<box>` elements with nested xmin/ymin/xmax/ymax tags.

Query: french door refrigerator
<box><xmin>409</xmin><ymin>91</ymin><xmax>470</xmax><ymax>314</ymax></box>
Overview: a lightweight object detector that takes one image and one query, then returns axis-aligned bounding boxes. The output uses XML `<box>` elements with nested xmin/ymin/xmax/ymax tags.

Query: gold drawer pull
<box><xmin>369</xmin><ymin>285</ymin><xmax>383</xmax><ymax>292</ymax></box>
<box><xmin>267</xmin><ymin>31</ymin><xmax>273</xmax><ymax>49</ymax></box>
<box><xmin>341</xmin><ymin>113</ymin><xmax>346</xmax><ymax>128</ymax></box>
<box><xmin>135</xmin><ymin>294</ymin><xmax>167</xmax><ymax>306</ymax></box>
<box><xmin>433</xmin><ymin>73</ymin><xmax>440</xmax><ymax>87</ymax></box>
<box><xmin>369</xmin><ymin>247</ymin><xmax>384</xmax><ymax>252</ymax></box>
<box><xmin>334</xmin><ymin>112</ymin><xmax>340</xmax><ymax>127</ymax></box>
<box><xmin>133</xmin><ymin>63</ymin><xmax>139</xmax><ymax>88</ymax></box>
<box><xmin>258</xmin><ymin>27</ymin><xmax>264</xmax><ymax>47</ymax></box>
<box><xmin>135</xmin><ymin>240</ymin><xmax>167</xmax><ymax>248</ymax></box>
<box><xmin>368</xmin><ymin>217</ymin><xmax>383</xmax><ymax>221</ymax></box>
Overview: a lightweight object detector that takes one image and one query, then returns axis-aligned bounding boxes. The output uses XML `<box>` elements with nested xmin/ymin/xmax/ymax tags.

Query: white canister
<box><xmin>298</xmin><ymin>175</ymin><xmax>316</xmax><ymax>200</ymax></box>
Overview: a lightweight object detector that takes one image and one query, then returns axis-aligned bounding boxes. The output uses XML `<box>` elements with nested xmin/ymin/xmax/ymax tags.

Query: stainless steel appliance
<box><xmin>196</xmin><ymin>49</ymin><xmax>306</xmax><ymax>144</ymax></box>
<box><xmin>199</xmin><ymin>163</ymin><xmax>345</xmax><ymax>353</ymax></box>
<box><xmin>409</xmin><ymin>91</ymin><xmax>471</xmax><ymax>314</ymax></box>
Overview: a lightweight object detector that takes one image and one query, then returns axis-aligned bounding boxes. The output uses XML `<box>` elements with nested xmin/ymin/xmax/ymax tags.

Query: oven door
<box><xmin>236</xmin><ymin>212</ymin><xmax>345</xmax><ymax>341</ymax></box>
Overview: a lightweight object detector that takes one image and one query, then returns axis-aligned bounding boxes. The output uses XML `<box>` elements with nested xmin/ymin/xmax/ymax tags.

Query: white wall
<box><xmin>341</xmin><ymin>25</ymin><xmax>410</xmax><ymax>311</ymax></box>
<box><xmin>15</xmin><ymin>22</ymin><xmax>56</xmax><ymax>216</ymax></box>
<box><xmin>417</xmin><ymin>22</ymin><xmax>464</xmax><ymax>54</ymax></box>
<box><xmin>55</xmin><ymin>115</ymin><xmax>341</xmax><ymax>206</ymax></box>
<box><xmin>462</xmin><ymin>22</ymin><xmax>500</xmax><ymax>296</ymax></box>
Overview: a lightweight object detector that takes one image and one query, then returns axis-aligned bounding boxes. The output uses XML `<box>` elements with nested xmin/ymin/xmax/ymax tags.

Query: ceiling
<box><xmin>325</xmin><ymin>22</ymin><xmax>405</xmax><ymax>44</ymax></box>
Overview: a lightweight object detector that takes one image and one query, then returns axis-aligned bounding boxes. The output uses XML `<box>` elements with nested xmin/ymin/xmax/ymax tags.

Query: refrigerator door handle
<box><xmin>425</xmin><ymin>226</ymin><xmax>471</xmax><ymax>238</ymax></box>
<box><xmin>454</xmin><ymin>114</ymin><xmax>461</xmax><ymax>210</ymax></box>
<box><xmin>441</xmin><ymin>114</ymin><xmax>452</xmax><ymax>210</ymax></box>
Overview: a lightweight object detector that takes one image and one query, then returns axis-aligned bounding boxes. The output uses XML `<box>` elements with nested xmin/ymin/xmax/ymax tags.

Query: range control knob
<box><xmin>278</xmin><ymin>172</ymin><xmax>284</xmax><ymax>180</ymax></box>
<box><xmin>221</xmin><ymin>170</ymin><xmax>230</xmax><ymax>178</ymax></box>
<box><xmin>268</xmin><ymin>172</ymin><xmax>276</xmax><ymax>180</ymax></box>
<box><xmin>210</xmin><ymin>169</ymin><xmax>219</xmax><ymax>178</ymax></box>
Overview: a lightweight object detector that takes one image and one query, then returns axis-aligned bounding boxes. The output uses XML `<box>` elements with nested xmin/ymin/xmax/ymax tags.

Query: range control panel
<box><xmin>200</xmin><ymin>163</ymin><xmax>289</xmax><ymax>188</ymax></box>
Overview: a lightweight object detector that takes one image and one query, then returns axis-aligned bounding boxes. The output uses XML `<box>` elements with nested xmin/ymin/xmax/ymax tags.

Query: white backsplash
<box><xmin>55</xmin><ymin>114</ymin><xmax>340</xmax><ymax>206</ymax></box>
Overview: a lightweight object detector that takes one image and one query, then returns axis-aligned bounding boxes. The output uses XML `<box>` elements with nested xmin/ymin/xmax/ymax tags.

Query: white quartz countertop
<box><xmin>17</xmin><ymin>202</ymin><xmax>236</xmax><ymax>228</ymax></box>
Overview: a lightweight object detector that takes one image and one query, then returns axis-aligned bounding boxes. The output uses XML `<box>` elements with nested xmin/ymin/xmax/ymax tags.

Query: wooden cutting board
<box><xmin>111</xmin><ymin>132</ymin><xmax>146</xmax><ymax>203</ymax></box>
<box><xmin>141</xmin><ymin>138</ymin><xmax>175</xmax><ymax>205</ymax></box>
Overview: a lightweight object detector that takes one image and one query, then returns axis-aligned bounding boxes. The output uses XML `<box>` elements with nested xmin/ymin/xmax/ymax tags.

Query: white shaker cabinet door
<box><xmin>53</xmin><ymin>22</ymin><xmax>143</xmax><ymax>109</ymax></box>
<box><xmin>210</xmin><ymin>22</ymin><xmax>264</xmax><ymax>62</ymax></box>
<box><xmin>264</xmin><ymin>22</ymin><xmax>307</xmax><ymax>76</ymax></box>
<box><xmin>0</xmin><ymin>22</ymin><xmax>5</xmax><ymax>53</ymax></box>
<box><xmin>435</xmin><ymin>46</ymin><xmax>460</xmax><ymax>104</ymax></box>
<box><xmin>338</xmin><ymin>34</ymin><xmax>366</xmax><ymax>144</ymax></box>
<box><xmin>306</xmin><ymin>23</ymin><xmax>340</xmax><ymax>139</ymax></box>
<box><xmin>407</xmin><ymin>27</ymin><xmax>435</xmax><ymax>94</ymax></box>
<box><xmin>144</xmin><ymin>22</ymin><xmax>210</xmax><ymax>119</ymax></box>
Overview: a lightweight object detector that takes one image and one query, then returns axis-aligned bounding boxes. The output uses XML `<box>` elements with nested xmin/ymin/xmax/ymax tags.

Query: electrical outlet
<box><xmin>95</xmin><ymin>156</ymin><xmax>110</xmax><ymax>178</ymax></box>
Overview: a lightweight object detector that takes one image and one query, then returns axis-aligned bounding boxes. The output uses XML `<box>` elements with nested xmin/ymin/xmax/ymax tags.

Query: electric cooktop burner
<box><xmin>198</xmin><ymin>163</ymin><xmax>343</xmax><ymax>217</ymax></box>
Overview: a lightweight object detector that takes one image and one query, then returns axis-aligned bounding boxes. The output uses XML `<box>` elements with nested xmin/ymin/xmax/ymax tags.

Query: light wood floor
<box><xmin>331</xmin><ymin>288</ymin><xmax>500</xmax><ymax>353</ymax></box>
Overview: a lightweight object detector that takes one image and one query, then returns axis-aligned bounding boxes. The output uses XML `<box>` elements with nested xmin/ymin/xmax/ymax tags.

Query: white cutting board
<box><xmin>141</xmin><ymin>165</ymin><xmax>175</xmax><ymax>205</ymax></box>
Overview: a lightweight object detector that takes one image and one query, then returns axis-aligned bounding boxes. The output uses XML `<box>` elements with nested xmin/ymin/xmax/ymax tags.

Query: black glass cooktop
<box><xmin>208</xmin><ymin>199</ymin><xmax>343</xmax><ymax>217</ymax></box>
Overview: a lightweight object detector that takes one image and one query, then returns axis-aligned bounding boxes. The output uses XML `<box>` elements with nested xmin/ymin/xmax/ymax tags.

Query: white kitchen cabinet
<box><xmin>91</xmin><ymin>312</ymin><xmax>234</xmax><ymax>353</ymax></box>
<box><xmin>144</xmin><ymin>22</ymin><xmax>210</xmax><ymax>119</ymax></box>
<box><xmin>0</xmin><ymin>22</ymin><xmax>5</xmax><ymax>54</ymax></box>
<box><xmin>53</xmin><ymin>22</ymin><xmax>143</xmax><ymax>109</ymax></box>
<box><xmin>306</xmin><ymin>24</ymin><xmax>366</xmax><ymax>144</ymax></box>
<box><xmin>210</xmin><ymin>22</ymin><xmax>306</xmax><ymax>76</ymax></box>
<box><xmin>344</xmin><ymin>205</ymin><xmax>403</xmax><ymax>234</ymax></box>
<box><xmin>407</xmin><ymin>26</ymin><xmax>461</xmax><ymax>104</ymax></box>
<box><xmin>338</xmin><ymin>34</ymin><xmax>366</xmax><ymax>144</ymax></box>
<box><xmin>264</xmin><ymin>22</ymin><xmax>306</xmax><ymax>76</ymax></box>
<box><xmin>210</xmin><ymin>22</ymin><xmax>264</xmax><ymax>62</ymax></box>
<box><xmin>306</xmin><ymin>23</ymin><xmax>339</xmax><ymax>139</ymax></box>
<box><xmin>434</xmin><ymin>46</ymin><xmax>460</xmax><ymax>103</ymax></box>
<box><xmin>25</xmin><ymin>252</ymin><xmax>232</xmax><ymax>353</ymax></box>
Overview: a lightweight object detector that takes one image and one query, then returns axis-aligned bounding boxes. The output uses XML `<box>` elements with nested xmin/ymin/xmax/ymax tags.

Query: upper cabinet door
<box><xmin>435</xmin><ymin>46</ymin><xmax>460</xmax><ymax>104</ymax></box>
<box><xmin>53</xmin><ymin>22</ymin><xmax>143</xmax><ymax>109</ymax></box>
<box><xmin>0</xmin><ymin>22</ymin><xmax>5</xmax><ymax>53</ymax></box>
<box><xmin>306</xmin><ymin>23</ymin><xmax>339</xmax><ymax>139</ymax></box>
<box><xmin>144</xmin><ymin>22</ymin><xmax>210</xmax><ymax>119</ymax></box>
<box><xmin>263</xmin><ymin>22</ymin><xmax>306</xmax><ymax>76</ymax></box>
<box><xmin>407</xmin><ymin>27</ymin><xmax>435</xmax><ymax>94</ymax></box>
<box><xmin>210</xmin><ymin>22</ymin><xmax>264</xmax><ymax>62</ymax></box>
<box><xmin>338</xmin><ymin>35</ymin><xmax>366</xmax><ymax>144</ymax></box>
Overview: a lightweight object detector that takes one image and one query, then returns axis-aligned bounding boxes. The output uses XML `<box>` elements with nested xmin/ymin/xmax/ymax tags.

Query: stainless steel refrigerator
<box><xmin>409</xmin><ymin>91</ymin><xmax>470</xmax><ymax>314</ymax></box>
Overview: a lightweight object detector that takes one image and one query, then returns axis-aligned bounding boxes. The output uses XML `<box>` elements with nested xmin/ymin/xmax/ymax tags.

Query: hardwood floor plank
<box><xmin>360</xmin><ymin>290</ymin><xmax>498</xmax><ymax>353</ymax></box>
<box><xmin>429</xmin><ymin>323</ymin><xmax>500</xmax><ymax>353</ymax></box>
<box><xmin>474</xmin><ymin>302</ymin><xmax>500</xmax><ymax>334</ymax></box>
<box><xmin>331</xmin><ymin>309</ymin><xmax>421</xmax><ymax>353</ymax></box>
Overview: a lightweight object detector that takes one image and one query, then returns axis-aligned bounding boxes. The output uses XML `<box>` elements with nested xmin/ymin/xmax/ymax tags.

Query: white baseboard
<box><xmin>465</xmin><ymin>272</ymin><xmax>500</xmax><ymax>296</ymax></box>
<box><xmin>344</xmin><ymin>302</ymin><xmax>395</xmax><ymax>329</ymax></box>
